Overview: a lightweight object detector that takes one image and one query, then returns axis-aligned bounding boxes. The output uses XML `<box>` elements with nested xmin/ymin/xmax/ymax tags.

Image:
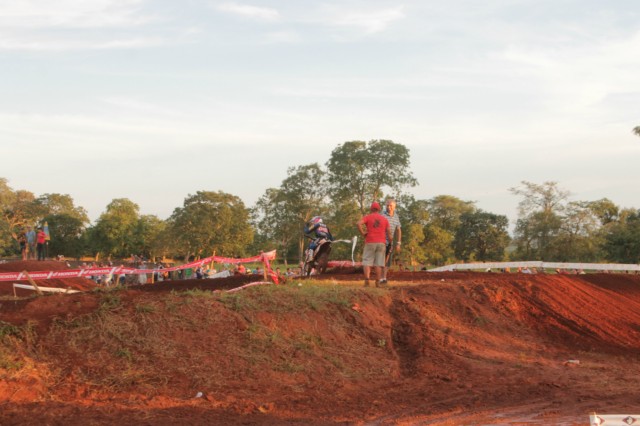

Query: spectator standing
<box><xmin>357</xmin><ymin>202</ymin><xmax>392</xmax><ymax>287</ymax></box>
<box><xmin>36</xmin><ymin>227</ymin><xmax>47</xmax><ymax>261</ymax></box>
<box><xmin>19</xmin><ymin>234</ymin><xmax>27</xmax><ymax>260</ymax></box>
<box><xmin>25</xmin><ymin>226</ymin><xmax>36</xmax><ymax>260</ymax></box>
<box><xmin>382</xmin><ymin>198</ymin><xmax>402</xmax><ymax>283</ymax></box>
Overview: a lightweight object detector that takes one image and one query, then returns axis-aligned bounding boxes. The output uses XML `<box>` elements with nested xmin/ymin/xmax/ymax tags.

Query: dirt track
<box><xmin>1</xmin><ymin>260</ymin><xmax>640</xmax><ymax>425</ymax></box>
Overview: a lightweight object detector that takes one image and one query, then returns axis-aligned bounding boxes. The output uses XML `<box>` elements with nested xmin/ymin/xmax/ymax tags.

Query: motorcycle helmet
<box><xmin>309</xmin><ymin>216</ymin><xmax>323</xmax><ymax>226</ymax></box>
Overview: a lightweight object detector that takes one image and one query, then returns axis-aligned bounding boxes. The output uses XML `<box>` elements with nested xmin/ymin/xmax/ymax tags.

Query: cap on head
<box><xmin>370</xmin><ymin>202</ymin><xmax>381</xmax><ymax>211</ymax></box>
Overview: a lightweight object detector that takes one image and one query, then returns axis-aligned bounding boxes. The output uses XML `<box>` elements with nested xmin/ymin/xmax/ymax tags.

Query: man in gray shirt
<box><xmin>381</xmin><ymin>198</ymin><xmax>401</xmax><ymax>284</ymax></box>
<box><xmin>25</xmin><ymin>226</ymin><xmax>36</xmax><ymax>260</ymax></box>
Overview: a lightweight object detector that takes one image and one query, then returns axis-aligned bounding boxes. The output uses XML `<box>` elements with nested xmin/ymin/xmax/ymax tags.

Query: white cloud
<box><xmin>326</xmin><ymin>6</ymin><xmax>405</xmax><ymax>34</ymax></box>
<box><xmin>0</xmin><ymin>35</ymin><xmax>166</xmax><ymax>51</ymax></box>
<box><xmin>262</xmin><ymin>30</ymin><xmax>301</xmax><ymax>44</ymax></box>
<box><xmin>0</xmin><ymin>0</ymin><xmax>152</xmax><ymax>28</ymax></box>
<box><xmin>216</xmin><ymin>2</ymin><xmax>280</xmax><ymax>22</ymax></box>
<box><xmin>0</xmin><ymin>0</ymin><xmax>169</xmax><ymax>51</ymax></box>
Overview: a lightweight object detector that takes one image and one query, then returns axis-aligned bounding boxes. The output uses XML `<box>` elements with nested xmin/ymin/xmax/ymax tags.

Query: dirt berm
<box><xmin>1</xmin><ymin>264</ymin><xmax>640</xmax><ymax>425</ymax></box>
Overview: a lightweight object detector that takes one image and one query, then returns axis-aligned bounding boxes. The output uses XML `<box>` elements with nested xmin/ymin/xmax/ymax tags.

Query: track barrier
<box><xmin>0</xmin><ymin>250</ymin><xmax>279</xmax><ymax>284</ymax></box>
<box><xmin>590</xmin><ymin>413</ymin><xmax>640</xmax><ymax>425</ymax></box>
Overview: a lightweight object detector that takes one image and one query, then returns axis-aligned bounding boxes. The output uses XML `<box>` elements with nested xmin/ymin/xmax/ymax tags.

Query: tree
<box><xmin>168</xmin><ymin>191</ymin><xmax>253</xmax><ymax>260</ymax></box>
<box><xmin>587</xmin><ymin>198</ymin><xmax>619</xmax><ymax>226</ymax></box>
<box><xmin>426</xmin><ymin>195</ymin><xmax>476</xmax><ymax>233</ymax></box>
<box><xmin>420</xmin><ymin>195</ymin><xmax>476</xmax><ymax>265</ymax></box>
<box><xmin>326</xmin><ymin>140</ymin><xmax>417</xmax><ymax>214</ymax></box>
<box><xmin>550</xmin><ymin>201</ymin><xmax>602</xmax><ymax>262</ymax></box>
<box><xmin>0</xmin><ymin>178</ymin><xmax>38</xmax><ymax>255</ymax></box>
<box><xmin>633</xmin><ymin>126</ymin><xmax>640</xmax><ymax>137</ymax></box>
<box><xmin>90</xmin><ymin>198</ymin><xmax>140</xmax><ymax>259</ymax></box>
<box><xmin>510</xmin><ymin>181</ymin><xmax>569</xmax><ymax>260</ymax></box>
<box><xmin>44</xmin><ymin>214</ymin><xmax>87</xmax><ymax>259</ymax></box>
<box><xmin>34</xmin><ymin>193</ymin><xmax>89</xmax><ymax>222</ymax></box>
<box><xmin>252</xmin><ymin>188</ymin><xmax>300</xmax><ymax>264</ymax></box>
<box><xmin>133</xmin><ymin>215</ymin><xmax>166</xmax><ymax>261</ymax></box>
<box><xmin>601</xmin><ymin>209</ymin><xmax>640</xmax><ymax>263</ymax></box>
<box><xmin>395</xmin><ymin>196</ymin><xmax>430</xmax><ymax>267</ymax></box>
<box><xmin>34</xmin><ymin>193</ymin><xmax>90</xmax><ymax>259</ymax></box>
<box><xmin>277</xmin><ymin>164</ymin><xmax>330</xmax><ymax>261</ymax></box>
<box><xmin>454</xmin><ymin>210</ymin><xmax>510</xmax><ymax>261</ymax></box>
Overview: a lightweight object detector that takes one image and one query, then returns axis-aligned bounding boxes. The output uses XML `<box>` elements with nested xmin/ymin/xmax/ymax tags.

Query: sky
<box><xmin>1</xmin><ymin>0</ymin><xmax>639</xmax><ymax>227</ymax></box>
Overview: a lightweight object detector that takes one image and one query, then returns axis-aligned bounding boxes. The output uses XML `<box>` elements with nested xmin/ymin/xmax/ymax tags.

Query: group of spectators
<box><xmin>18</xmin><ymin>225</ymin><xmax>48</xmax><ymax>261</ymax></box>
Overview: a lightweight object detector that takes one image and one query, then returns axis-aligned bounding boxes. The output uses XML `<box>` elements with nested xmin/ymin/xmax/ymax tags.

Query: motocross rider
<box><xmin>303</xmin><ymin>216</ymin><xmax>333</xmax><ymax>261</ymax></box>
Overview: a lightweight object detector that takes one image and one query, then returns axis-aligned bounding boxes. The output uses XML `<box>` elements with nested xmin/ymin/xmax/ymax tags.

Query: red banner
<box><xmin>0</xmin><ymin>250</ymin><xmax>278</xmax><ymax>282</ymax></box>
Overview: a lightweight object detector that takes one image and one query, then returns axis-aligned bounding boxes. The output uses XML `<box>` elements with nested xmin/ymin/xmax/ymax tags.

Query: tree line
<box><xmin>1</xmin><ymin>139</ymin><xmax>639</xmax><ymax>266</ymax></box>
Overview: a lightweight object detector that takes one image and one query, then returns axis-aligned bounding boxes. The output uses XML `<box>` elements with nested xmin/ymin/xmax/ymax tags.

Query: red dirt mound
<box><xmin>1</xmin><ymin>271</ymin><xmax>640</xmax><ymax>425</ymax></box>
<box><xmin>0</xmin><ymin>260</ymin><xmax>98</xmax><ymax>296</ymax></box>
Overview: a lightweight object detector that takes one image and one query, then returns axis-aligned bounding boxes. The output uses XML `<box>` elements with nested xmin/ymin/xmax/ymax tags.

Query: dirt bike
<box><xmin>303</xmin><ymin>237</ymin><xmax>333</xmax><ymax>277</ymax></box>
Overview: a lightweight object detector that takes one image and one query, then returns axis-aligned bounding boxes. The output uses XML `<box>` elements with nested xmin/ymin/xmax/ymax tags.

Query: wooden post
<box><xmin>23</xmin><ymin>271</ymin><xmax>43</xmax><ymax>296</ymax></box>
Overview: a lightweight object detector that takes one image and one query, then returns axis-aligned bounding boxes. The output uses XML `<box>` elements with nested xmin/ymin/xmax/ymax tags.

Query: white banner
<box><xmin>590</xmin><ymin>413</ymin><xmax>640</xmax><ymax>425</ymax></box>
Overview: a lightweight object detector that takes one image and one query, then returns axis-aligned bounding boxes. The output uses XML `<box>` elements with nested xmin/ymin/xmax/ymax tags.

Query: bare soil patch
<box><xmin>1</xmin><ymin>261</ymin><xmax>640</xmax><ymax>425</ymax></box>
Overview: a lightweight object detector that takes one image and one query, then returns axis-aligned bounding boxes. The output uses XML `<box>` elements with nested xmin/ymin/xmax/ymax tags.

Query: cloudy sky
<box><xmin>1</xmin><ymin>0</ymin><xmax>639</xmax><ymax>226</ymax></box>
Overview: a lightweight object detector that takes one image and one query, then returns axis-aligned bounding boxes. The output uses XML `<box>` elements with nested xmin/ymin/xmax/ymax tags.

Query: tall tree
<box><xmin>454</xmin><ymin>210</ymin><xmax>510</xmax><ymax>261</ymax></box>
<box><xmin>252</xmin><ymin>188</ymin><xmax>300</xmax><ymax>264</ymax></box>
<box><xmin>34</xmin><ymin>193</ymin><xmax>89</xmax><ymax>222</ymax></box>
<box><xmin>34</xmin><ymin>193</ymin><xmax>90</xmax><ymax>259</ymax></box>
<box><xmin>278</xmin><ymin>164</ymin><xmax>329</xmax><ymax>261</ymax></box>
<box><xmin>326</xmin><ymin>140</ymin><xmax>417</xmax><ymax>214</ymax></box>
<box><xmin>420</xmin><ymin>195</ymin><xmax>476</xmax><ymax>265</ymax></box>
<box><xmin>602</xmin><ymin>209</ymin><xmax>640</xmax><ymax>263</ymax></box>
<box><xmin>168</xmin><ymin>191</ymin><xmax>253</xmax><ymax>261</ymax></box>
<box><xmin>90</xmin><ymin>198</ymin><xmax>140</xmax><ymax>259</ymax></box>
<box><xmin>510</xmin><ymin>181</ymin><xmax>569</xmax><ymax>260</ymax></box>
<box><xmin>133</xmin><ymin>215</ymin><xmax>166</xmax><ymax>261</ymax></box>
<box><xmin>396</xmin><ymin>196</ymin><xmax>430</xmax><ymax>267</ymax></box>
<box><xmin>0</xmin><ymin>178</ymin><xmax>38</xmax><ymax>255</ymax></box>
<box><xmin>550</xmin><ymin>201</ymin><xmax>602</xmax><ymax>262</ymax></box>
<box><xmin>587</xmin><ymin>198</ymin><xmax>619</xmax><ymax>226</ymax></box>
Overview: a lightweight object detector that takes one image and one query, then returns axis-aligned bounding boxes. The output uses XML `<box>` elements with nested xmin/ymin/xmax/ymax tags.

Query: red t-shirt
<box><xmin>362</xmin><ymin>213</ymin><xmax>389</xmax><ymax>243</ymax></box>
<box><xmin>36</xmin><ymin>231</ymin><xmax>47</xmax><ymax>244</ymax></box>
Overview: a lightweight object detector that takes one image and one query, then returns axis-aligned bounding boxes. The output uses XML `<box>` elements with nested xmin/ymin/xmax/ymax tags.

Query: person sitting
<box><xmin>303</xmin><ymin>216</ymin><xmax>333</xmax><ymax>261</ymax></box>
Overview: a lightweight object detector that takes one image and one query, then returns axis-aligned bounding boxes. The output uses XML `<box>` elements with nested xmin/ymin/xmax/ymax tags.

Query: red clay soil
<box><xmin>1</xmin><ymin>263</ymin><xmax>640</xmax><ymax>425</ymax></box>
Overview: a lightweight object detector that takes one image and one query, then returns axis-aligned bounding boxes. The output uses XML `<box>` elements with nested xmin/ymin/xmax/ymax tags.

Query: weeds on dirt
<box><xmin>0</xmin><ymin>320</ymin><xmax>38</xmax><ymax>372</ymax></box>
<box><xmin>216</xmin><ymin>282</ymin><xmax>354</xmax><ymax>314</ymax></box>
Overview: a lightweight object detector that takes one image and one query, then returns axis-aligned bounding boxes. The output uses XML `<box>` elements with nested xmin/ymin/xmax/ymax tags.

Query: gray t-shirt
<box><xmin>383</xmin><ymin>211</ymin><xmax>401</xmax><ymax>244</ymax></box>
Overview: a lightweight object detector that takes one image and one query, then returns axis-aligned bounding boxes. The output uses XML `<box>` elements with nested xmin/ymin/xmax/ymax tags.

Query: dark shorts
<box><xmin>385</xmin><ymin>243</ymin><xmax>394</xmax><ymax>267</ymax></box>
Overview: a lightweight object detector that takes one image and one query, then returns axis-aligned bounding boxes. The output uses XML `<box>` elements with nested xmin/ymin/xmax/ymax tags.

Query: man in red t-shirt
<box><xmin>357</xmin><ymin>202</ymin><xmax>392</xmax><ymax>287</ymax></box>
<box><xmin>36</xmin><ymin>227</ymin><xmax>47</xmax><ymax>261</ymax></box>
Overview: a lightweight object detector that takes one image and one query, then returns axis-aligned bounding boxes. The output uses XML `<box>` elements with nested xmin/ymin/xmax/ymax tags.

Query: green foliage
<box><xmin>326</xmin><ymin>140</ymin><xmax>417</xmax><ymax>214</ymax></box>
<box><xmin>253</xmin><ymin>164</ymin><xmax>329</xmax><ymax>264</ymax></box>
<box><xmin>510</xmin><ymin>181</ymin><xmax>570</xmax><ymax>260</ymax></box>
<box><xmin>0</xmin><ymin>178</ymin><xmax>38</xmax><ymax>255</ymax></box>
<box><xmin>167</xmin><ymin>190</ymin><xmax>253</xmax><ymax>260</ymax></box>
<box><xmin>89</xmin><ymin>198</ymin><xmax>141</xmax><ymax>259</ymax></box>
<box><xmin>426</xmin><ymin>195</ymin><xmax>476</xmax><ymax>233</ymax></box>
<box><xmin>419</xmin><ymin>195</ymin><xmax>477</xmax><ymax>265</ymax></box>
<box><xmin>602</xmin><ymin>210</ymin><xmax>640</xmax><ymax>263</ymax></box>
<box><xmin>454</xmin><ymin>210</ymin><xmax>510</xmax><ymax>261</ymax></box>
<box><xmin>44</xmin><ymin>214</ymin><xmax>87</xmax><ymax>259</ymax></box>
<box><xmin>133</xmin><ymin>214</ymin><xmax>166</xmax><ymax>260</ymax></box>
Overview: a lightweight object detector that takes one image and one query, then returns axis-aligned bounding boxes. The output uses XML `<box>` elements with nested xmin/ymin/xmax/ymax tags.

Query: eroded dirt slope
<box><xmin>1</xmin><ymin>267</ymin><xmax>639</xmax><ymax>425</ymax></box>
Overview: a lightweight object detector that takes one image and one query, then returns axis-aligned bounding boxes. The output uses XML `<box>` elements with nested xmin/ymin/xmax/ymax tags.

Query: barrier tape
<box><xmin>0</xmin><ymin>250</ymin><xmax>277</xmax><ymax>282</ymax></box>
